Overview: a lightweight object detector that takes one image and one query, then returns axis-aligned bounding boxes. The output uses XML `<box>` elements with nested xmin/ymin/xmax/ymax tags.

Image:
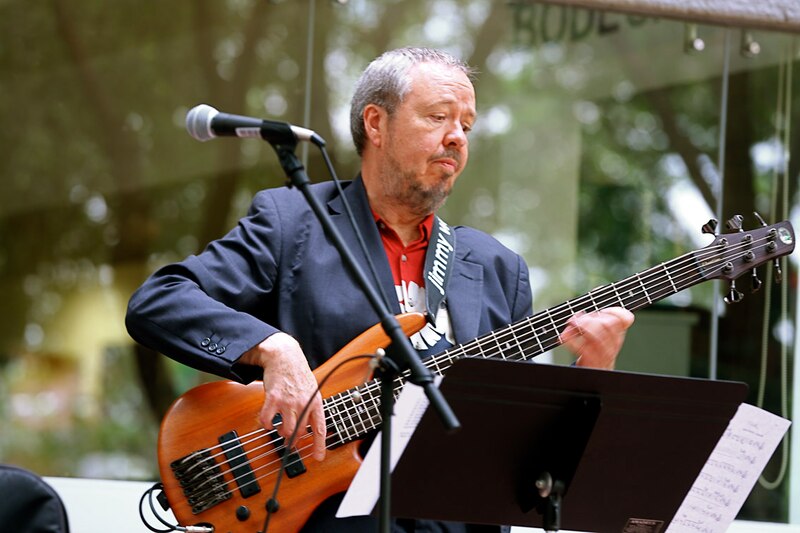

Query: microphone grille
<box><xmin>186</xmin><ymin>104</ymin><xmax>218</xmax><ymax>142</ymax></box>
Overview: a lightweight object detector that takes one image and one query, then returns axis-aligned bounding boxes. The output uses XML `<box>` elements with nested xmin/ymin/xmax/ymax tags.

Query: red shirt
<box><xmin>376</xmin><ymin>213</ymin><xmax>434</xmax><ymax>294</ymax></box>
<box><xmin>374</xmin><ymin>213</ymin><xmax>454</xmax><ymax>354</ymax></box>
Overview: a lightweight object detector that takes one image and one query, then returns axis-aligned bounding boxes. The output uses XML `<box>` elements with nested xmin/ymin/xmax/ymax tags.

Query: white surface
<box><xmin>511</xmin><ymin>523</ymin><xmax>800</xmax><ymax>533</ymax></box>
<box><xmin>537</xmin><ymin>0</ymin><xmax>800</xmax><ymax>32</ymax></box>
<box><xmin>46</xmin><ymin>476</ymin><xmax>800</xmax><ymax>533</ymax></box>
<box><xmin>46</xmin><ymin>477</ymin><xmax>174</xmax><ymax>533</ymax></box>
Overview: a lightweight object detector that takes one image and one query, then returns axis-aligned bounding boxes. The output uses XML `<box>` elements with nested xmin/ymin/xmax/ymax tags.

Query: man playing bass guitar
<box><xmin>126</xmin><ymin>47</ymin><xmax>634</xmax><ymax>532</ymax></box>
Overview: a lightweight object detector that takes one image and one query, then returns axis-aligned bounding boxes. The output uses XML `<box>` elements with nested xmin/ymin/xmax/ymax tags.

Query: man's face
<box><xmin>378</xmin><ymin>62</ymin><xmax>476</xmax><ymax>216</ymax></box>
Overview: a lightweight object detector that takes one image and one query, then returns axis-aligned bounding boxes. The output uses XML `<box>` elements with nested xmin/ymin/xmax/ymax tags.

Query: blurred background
<box><xmin>1</xmin><ymin>0</ymin><xmax>798</xmax><ymax>526</ymax></box>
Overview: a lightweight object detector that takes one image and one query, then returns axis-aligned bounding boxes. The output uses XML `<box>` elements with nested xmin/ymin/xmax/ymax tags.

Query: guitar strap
<box><xmin>423</xmin><ymin>216</ymin><xmax>456</xmax><ymax>325</ymax></box>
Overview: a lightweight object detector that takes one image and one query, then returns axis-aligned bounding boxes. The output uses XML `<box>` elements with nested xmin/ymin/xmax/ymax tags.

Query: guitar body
<box><xmin>157</xmin><ymin>312</ymin><xmax>427</xmax><ymax>533</ymax></box>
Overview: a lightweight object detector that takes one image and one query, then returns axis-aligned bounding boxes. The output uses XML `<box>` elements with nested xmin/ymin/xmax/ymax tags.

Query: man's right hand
<box><xmin>239</xmin><ymin>332</ymin><xmax>327</xmax><ymax>462</ymax></box>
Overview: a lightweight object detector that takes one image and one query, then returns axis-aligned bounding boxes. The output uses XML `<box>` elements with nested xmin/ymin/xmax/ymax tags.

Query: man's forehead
<box><xmin>406</xmin><ymin>63</ymin><xmax>476</xmax><ymax>106</ymax></box>
<box><xmin>408</xmin><ymin>61</ymin><xmax>473</xmax><ymax>84</ymax></box>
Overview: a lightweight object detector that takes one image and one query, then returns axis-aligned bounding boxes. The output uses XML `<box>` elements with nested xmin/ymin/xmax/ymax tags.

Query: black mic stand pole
<box><xmin>271</xmin><ymin>141</ymin><xmax>461</xmax><ymax>533</ymax></box>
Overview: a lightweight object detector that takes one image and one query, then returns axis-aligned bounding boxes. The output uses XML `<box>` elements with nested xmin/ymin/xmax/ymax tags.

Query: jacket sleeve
<box><xmin>125</xmin><ymin>190</ymin><xmax>286</xmax><ymax>383</ymax></box>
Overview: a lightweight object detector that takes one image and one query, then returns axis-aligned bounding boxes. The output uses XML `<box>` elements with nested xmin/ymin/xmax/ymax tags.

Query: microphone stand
<box><xmin>270</xmin><ymin>140</ymin><xmax>460</xmax><ymax>533</ymax></box>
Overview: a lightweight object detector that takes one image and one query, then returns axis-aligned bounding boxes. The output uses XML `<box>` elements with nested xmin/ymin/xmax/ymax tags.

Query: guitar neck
<box><xmin>324</xmin><ymin>249</ymin><xmax>707</xmax><ymax>446</ymax></box>
<box><xmin>323</xmin><ymin>220</ymin><xmax>795</xmax><ymax>446</ymax></box>
<box><xmin>437</xmin><ymin>247</ymin><xmax>707</xmax><ymax>367</ymax></box>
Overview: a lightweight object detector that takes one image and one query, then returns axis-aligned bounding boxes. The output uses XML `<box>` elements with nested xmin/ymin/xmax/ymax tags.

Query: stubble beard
<box><xmin>383</xmin><ymin>153</ymin><xmax>457</xmax><ymax>217</ymax></box>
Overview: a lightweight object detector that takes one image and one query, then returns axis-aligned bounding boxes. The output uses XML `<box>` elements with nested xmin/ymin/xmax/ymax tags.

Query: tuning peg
<box><xmin>701</xmin><ymin>219</ymin><xmax>718</xmax><ymax>235</ymax></box>
<box><xmin>751</xmin><ymin>269</ymin><xmax>762</xmax><ymax>292</ymax></box>
<box><xmin>753</xmin><ymin>211</ymin><xmax>768</xmax><ymax>227</ymax></box>
<box><xmin>774</xmin><ymin>260</ymin><xmax>783</xmax><ymax>284</ymax></box>
<box><xmin>724</xmin><ymin>280</ymin><xmax>744</xmax><ymax>304</ymax></box>
<box><xmin>725</xmin><ymin>214</ymin><xmax>744</xmax><ymax>231</ymax></box>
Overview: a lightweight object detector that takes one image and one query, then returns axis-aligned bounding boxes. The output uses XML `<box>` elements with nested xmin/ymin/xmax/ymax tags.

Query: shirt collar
<box><xmin>372</xmin><ymin>211</ymin><xmax>435</xmax><ymax>246</ymax></box>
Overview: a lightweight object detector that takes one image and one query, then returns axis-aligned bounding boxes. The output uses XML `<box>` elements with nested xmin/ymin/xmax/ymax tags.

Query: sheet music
<box><xmin>666</xmin><ymin>403</ymin><xmax>791</xmax><ymax>533</ymax></box>
<box><xmin>336</xmin><ymin>377</ymin><xmax>441</xmax><ymax>518</ymax></box>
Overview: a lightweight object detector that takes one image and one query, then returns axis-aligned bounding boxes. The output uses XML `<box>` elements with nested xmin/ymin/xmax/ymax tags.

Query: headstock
<box><xmin>698</xmin><ymin>214</ymin><xmax>795</xmax><ymax>304</ymax></box>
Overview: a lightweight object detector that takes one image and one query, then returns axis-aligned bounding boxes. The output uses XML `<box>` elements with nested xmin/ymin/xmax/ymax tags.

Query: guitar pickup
<box><xmin>275</xmin><ymin>437</ymin><xmax>307</xmax><ymax>478</ymax></box>
<box><xmin>271</xmin><ymin>413</ymin><xmax>307</xmax><ymax>478</ymax></box>
<box><xmin>219</xmin><ymin>430</ymin><xmax>261</xmax><ymax>498</ymax></box>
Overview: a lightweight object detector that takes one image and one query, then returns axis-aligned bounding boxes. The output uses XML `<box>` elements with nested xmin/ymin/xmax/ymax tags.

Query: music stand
<box><xmin>389</xmin><ymin>359</ymin><xmax>748</xmax><ymax>533</ymax></box>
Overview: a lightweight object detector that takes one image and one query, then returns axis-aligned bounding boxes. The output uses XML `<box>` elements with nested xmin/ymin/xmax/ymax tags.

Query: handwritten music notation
<box><xmin>666</xmin><ymin>403</ymin><xmax>791</xmax><ymax>533</ymax></box>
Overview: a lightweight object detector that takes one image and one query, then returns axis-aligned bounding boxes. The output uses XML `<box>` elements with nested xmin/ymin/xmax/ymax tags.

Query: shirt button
<box><xmin>401</xmin><ymin>254</ymin><xmax>407</xmax><ymax>262</ymax></box>
<box><xmin>216</xmin><ymin>346</ymin><xmax>226</xmax><ymax>355</ymax></box>
<box><xmin>208</xmin><ymin>342</ymin><xmax>218</xmax><ymax>351</ymax></box>
<box><xmin>200</xmin><ymin>338</ymin><xmax>211</xmax><ymax>347</ymax></box>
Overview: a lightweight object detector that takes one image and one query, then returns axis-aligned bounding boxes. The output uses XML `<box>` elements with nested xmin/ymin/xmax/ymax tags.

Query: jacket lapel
<box><xmin>446</xmin><ymin>245</ymin><xmax>484</xmax><ymax>345</ymax></box>
<box><xmin>326</xmin><ymin>176</ymin><xmax>401</xmax><ymax>314</ymax></box>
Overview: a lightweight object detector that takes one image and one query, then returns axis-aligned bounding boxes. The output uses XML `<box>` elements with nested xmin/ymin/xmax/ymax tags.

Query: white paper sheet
<box><xmin>336</xmin><ymin>377</ymin><xmax>441</xmax><ymax>518</ymax></box>
<box><xmin>666</xmin><ymin>403</ymin><xmax>791</xmax><ymax>533</ymax></box>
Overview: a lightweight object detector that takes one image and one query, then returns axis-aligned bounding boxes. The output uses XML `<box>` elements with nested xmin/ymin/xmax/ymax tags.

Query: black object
<box><xmin>0</xmin><ymin>464</ymin><xmax>70</xmax><ymax>533</ymax></box>
<box><xmin>389</xmin><ymin>359</ymin><xmax>748</xmax><ymax>533</ymax></box>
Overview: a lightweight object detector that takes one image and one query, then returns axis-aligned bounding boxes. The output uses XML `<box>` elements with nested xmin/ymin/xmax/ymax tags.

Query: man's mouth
<box><xmin>435</xmin><ymin>159</ymin><xmax>457</xmax><ymax>171</ymax></box>
<box><xmin>431</xmin><ymin>153</ymin><xmax>461</xmax><ymax>173</ymax></box>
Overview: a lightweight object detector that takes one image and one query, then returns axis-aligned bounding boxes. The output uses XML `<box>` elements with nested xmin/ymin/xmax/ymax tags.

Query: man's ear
<box><xmin>363</xmin><ymin>104</ymin><xmax>386</xmax><ymax>148</ymax></box>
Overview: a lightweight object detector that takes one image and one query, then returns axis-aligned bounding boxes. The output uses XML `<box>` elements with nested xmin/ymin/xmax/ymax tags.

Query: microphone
<box><xmin>185</xmin><ymin>104</ymin><xmax>324</xmax><ymax>147</ymax></box>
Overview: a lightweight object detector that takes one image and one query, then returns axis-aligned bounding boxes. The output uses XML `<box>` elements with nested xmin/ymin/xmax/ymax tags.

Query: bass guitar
<box><xmin>156</xmin><ymin>217</ymin><xmax>794</xmax><ymax>532</ymax></box>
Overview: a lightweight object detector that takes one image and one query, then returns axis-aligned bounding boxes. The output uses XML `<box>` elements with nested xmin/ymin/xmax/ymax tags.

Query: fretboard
<box><xmin>321</xmin><ymin>225</ymin><xmax>782</xmax><ymax>447</ymax></box>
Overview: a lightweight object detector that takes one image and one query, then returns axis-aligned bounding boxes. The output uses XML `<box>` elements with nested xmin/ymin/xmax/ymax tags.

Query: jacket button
<box><xmin>216</xmin><ymin>346</ymin><xmax>226</xmax><ymax>355</ymax></box>
<box><xmin>200</xmin><ymin>338</ymin><xmax>211</xmax><ymax>347</ymax></box>
<box><xmin>208</xmin><ymin>342</ymin><xmax>218</xmax><ymax>351</ymax></box>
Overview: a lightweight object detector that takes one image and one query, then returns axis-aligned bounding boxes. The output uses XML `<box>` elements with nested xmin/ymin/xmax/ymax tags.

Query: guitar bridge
<box><xmin>170</xmin><ymin>449</ymin><xmax>232</xmax><ymax>514</ymax></box>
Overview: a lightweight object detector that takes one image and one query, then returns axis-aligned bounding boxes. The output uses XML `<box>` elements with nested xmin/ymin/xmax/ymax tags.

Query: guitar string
<box><xmin>179</xmin><ymin>236</ymin><xmax>776</xmax><ymax>503</ymax></box>
<box><xmin>178</xmin><ymin>235</ymin><xmax>783</xmax><ymax>504</ymax></box>
<box><xmin>176</xmin><ymin>236</ymin><xmax>777</xmax><ymax>502</ymax></box>
<box><xmin>202</xmin><ymin>245</ymin><xmax>780</xmax><ymax>502</ymax></box>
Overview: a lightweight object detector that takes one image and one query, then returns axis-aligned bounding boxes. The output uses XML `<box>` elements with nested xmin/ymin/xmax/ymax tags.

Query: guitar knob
<box><xmin>236</xmin><ymin>505</ymin><xmax>251</xmax><ymax>521</ymax></box>
<box><xmin>724</xmin><ymin>281</ymin><xmax>744</xmax><ymax>304</ymax></box>
<box><xmin>701</xmin><ymin>219</ymin><xmax>718</xmax><ymax>235</ymax></box>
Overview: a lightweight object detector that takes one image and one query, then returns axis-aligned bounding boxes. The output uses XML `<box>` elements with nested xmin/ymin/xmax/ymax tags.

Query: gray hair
<box><xmin>349</xmin><ymin>47</ymin><xmax>475</xmax><ymax>156</ymax></box>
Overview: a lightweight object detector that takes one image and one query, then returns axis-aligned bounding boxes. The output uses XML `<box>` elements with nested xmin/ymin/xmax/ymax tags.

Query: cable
<box><xmin>709</xmin><ymin>28</ymin><xmax>732</xmax><ymax>380</ymax></box>
<box><xmin>756</xmin><ymin>40</ymin><xmax>793</xmax><ymax>490</ymax></box>
<box><xmin>139</xmin><ymin>482</ymin><xmax>216</xmax><ymax>533</ymax></box>
<box><xmin>138</xmin><ymin>483</ymin><xmax>180</xmax><ymax>533</ymax></box>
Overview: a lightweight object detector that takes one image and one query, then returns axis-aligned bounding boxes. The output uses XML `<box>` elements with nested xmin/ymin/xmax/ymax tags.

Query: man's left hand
<box><xmin>561</xmin><ymin>307</ymin><xmax>635</xmax><ymax>369</ymax></box>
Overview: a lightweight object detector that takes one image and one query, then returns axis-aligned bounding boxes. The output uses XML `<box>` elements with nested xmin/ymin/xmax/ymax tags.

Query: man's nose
<box><xmin>444</xmin><ymin>123</ymin><xmax>468</xmax><ymax>148</ymax></box>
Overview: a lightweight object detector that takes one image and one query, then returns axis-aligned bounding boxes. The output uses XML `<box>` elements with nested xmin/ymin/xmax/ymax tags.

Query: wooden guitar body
<box><xmin>157</xmin><ymin>312</ymin><xmax>427</xmax><ymax>533</ymax></box>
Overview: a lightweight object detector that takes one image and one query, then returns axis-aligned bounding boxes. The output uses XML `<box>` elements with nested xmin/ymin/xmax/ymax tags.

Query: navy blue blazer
<box><xmin>125</xmin><ymin>176</ymin><xmax>533</xmax><ymax>382</ymax></box>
